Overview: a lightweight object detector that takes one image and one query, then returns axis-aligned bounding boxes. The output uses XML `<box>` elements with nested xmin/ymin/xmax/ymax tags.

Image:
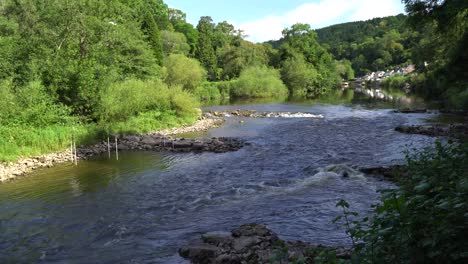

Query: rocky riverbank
<box><xmin>179</xmin><ymin>223</ymin><xmax>351</xmax><ymax>264</ymax></box>
<box><xmin>395</xmin><ymin>123</ymin><xmax>468</xmax><ymax>138</ymax></box>
<box><xmin>0</xmin><ymin>116</ymin><xmax>237</xmax><ymax>183</ymax></box>
<box><xmin>206</xmin><ymin>110</ymin><xmax>324</xmax><ymax>119</ymax></box>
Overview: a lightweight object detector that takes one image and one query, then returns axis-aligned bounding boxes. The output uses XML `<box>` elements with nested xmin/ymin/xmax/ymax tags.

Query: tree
<box><xmin>164</xmin><ymin>54</ymin><xmax>206</xmax><ymax>91</ymax></box>
<box><xmin>195</xmin><ymin>16</ymin><xmax>218</xmax><ymax>81</ymax></box>
<box><xmin>161</xmin><ymin>30</ymin><xmax>190</xmax><ymax>56</ymax></box>
<box><xmin>281</xmin><ymin>53</ymin><xmax>318</xmax><ymax>97</ymax></box>
<box><xmin>142</xmin><ymin>8</ymin><xmax>164</xmax><ymax>65</ymax></box>
<box><xmin>230</xmin><ymin>65</ymin><xmax>288</xmax><ymax>98</ymax></box>
<box><xmin>217</xmin><ymin>40</ymin><xmax>269</xmax><ymax>80</ymax></box>
<box><xmin>403</xmin><ymin>0</ymin><xmax>468</xmax><ymax>109</ymax></box>
<box><xmin>279</xmin><ymin>23</ymin><xmax>340</xmax><ymax>97</ymax></box>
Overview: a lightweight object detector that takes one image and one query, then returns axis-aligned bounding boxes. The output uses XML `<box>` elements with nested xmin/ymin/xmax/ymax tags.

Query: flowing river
<box><xmin>0</xmin><ymin>91</ymin><xmax>440</xmax><ymax>263</ymax></box>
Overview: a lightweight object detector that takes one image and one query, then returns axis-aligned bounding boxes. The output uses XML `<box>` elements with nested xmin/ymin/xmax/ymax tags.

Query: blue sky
<box><xmin>165</xmin><ymin>0</ymin><xmax>406</xmax><ymax>42</ymax></box>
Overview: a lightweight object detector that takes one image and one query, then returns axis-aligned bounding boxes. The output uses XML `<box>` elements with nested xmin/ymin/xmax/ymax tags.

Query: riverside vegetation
<box><xmin>0</xmin><ymin>0</ymin><xmax>340</xmax><ymax>162</ymax></box>
<box><xmin>1</xmin><ymin>1</ymin><xmax>467</xmax><ymax>263</ymax></box>
<box><xmin>1</xmin><ymin>0</ymin><xmax>466</xmax><ymax>162</ymax></box>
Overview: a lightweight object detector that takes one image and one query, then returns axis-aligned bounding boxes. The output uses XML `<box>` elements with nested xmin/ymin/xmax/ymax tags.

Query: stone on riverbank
<box><xmin>179</xmin><ymin>223</ymin><xmax>351</xmax><ymax>264</ymax></box>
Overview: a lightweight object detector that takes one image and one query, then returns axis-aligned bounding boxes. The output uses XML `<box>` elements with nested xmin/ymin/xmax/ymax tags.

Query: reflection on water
<box><xmin>0</xmin><ymin>99</ymin><xmax>439</xmax><ymax>263</ymax></box>
<box><xmin>202</xmin><ymin>85</ymin><xmax>427</xmax><ymax>110</ymax></box>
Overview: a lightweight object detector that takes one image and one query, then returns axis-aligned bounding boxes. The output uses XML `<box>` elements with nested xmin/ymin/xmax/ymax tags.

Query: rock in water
<box><xmin>179</xmin><ymin>223</ymin><xmax>351</xmax><ymax>264</ymax></box>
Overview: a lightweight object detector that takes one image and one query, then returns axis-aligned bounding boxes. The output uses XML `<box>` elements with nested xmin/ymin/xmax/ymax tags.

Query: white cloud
<box><xmin>237</xmin><ymin>0</ymin><xmax>403</xmax><ymax>43</ymax></box>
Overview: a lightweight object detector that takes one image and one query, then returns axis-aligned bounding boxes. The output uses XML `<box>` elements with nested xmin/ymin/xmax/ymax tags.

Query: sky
<box><xmin>164</xmin><ymin>0</ymin><xmax>406</xmax><ymax>42</ymax></box>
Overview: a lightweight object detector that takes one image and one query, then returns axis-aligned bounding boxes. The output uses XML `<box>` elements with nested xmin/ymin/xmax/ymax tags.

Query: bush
<box><xmin>381</xmin><ymin>75</ymin><xmax>407</xmax><ymax>89</ymax></box>
<box><xmin>0</xmin><ymin>80</ymin><xmax>73</xmax><ymax>127</ymax></box>
<box><xmin>194</xmin><ymin>82</ymin><xmax>222</xmax><ymax>101</ymax></box>
<box><xmin>96</xmin><ymin>79</ymin><xmax>170</xmax><ymax>122</ymax></box>
<box><xmin>164</xmin><ymin>54</ymin><xmax>207</xmax><ymax>91</ymax></box>
<box><xmin>96</xmin><ymin>78</ymin><xmax>199</xmax><ymax>126</ymax></box>
<box><xmin>335</xmin><ymin>142</ymin><xmax>468</xmax><ymax>264</ymax></box>
<box><xmin>230</xmin><ymin>65</ymin><xmax>288</xmax><ymax>98</ymax></box>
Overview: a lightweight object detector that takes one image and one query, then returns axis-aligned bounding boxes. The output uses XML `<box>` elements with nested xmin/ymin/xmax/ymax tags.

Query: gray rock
<box><xmin>179</xmin><ymin>244</ymin><xmax>219</xmax><ymax>264</ymax></box>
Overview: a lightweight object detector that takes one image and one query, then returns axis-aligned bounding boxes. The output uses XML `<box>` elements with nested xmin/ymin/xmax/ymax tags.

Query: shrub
<box><xmin>194</xmin><ymin>82</ymin><xmax>222</xmax><ymax>101</ymax></box>
<box><xmin>97</xmin><ymin>79</ymin><xmax>169</xmax><ymax>123</ymax></box>
<box><xmin>230</xmin><ymin>65</ymin><xmax>288</xmax><ymax>98</ymax></box>
<box><xmin>96</xmin><ymin>79</ymin><xmax>199</xmax><ymax>123</ymax></box>
<box><xmin>0</xmin><ymin>80</ymin><xmax>73</xmax><ymax>127</ymax></box>
<box><xmin>381</xmin><ymin>75</ymin><xmax>407</xmax><ymax>89</ymax></box>
<box><xmin>164</xmin><ymin>54</ymin><xmax>207</xmax><ymax>91</ymax></box>
<box><xmin>335</xmin><ymin>141</ymin><xmax>468</xmax><ymax>264</ymax></box>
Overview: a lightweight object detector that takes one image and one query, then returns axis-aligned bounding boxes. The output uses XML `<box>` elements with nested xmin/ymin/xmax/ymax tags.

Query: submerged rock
<box><xmin>179</xmin><ymin>223</ymin><xmax>351</xmax><ymax>264</ymax></box>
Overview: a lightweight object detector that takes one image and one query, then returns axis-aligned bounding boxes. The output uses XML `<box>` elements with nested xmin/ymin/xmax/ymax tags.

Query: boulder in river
<box><xmin>179</xmin><ymin>223</ymin><xmax>351</xmax><ymax>264</ymax></box>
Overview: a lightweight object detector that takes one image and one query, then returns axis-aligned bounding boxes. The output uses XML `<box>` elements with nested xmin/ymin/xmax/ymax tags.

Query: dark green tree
<box><xmin>195</xmin><ymin>16</ymin><xmax>218</xmax><ymax>81</ymax></box>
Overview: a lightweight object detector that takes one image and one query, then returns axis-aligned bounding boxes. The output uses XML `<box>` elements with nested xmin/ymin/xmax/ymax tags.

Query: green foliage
<box><xmin>381</xmin><ymin>75</ymin><xmax>407</xmax><ymax>90</ymax></box>
<box><xmin>142</xmin><ymin>8</ymin><xmax>164</xmax><ymax>65</ymax></box>
<box><xmin>281</xmin><ymin>53</ymin><xmax>319</xmax><ymax>98</ymax></box>
<box><xmin>96</xmin><ymin>78</ymin><xmax>199</xmax><ymax>124</ymax></box>
<box><xmin>278</xmin><ymin>24</ymin><xmax>340</xmax><ymax>97</ymax></box>
<box><xmin>315</xmin><ymin>14</ymin><xmax>413</xmax><ymax>75</ymax></box>
<box><xmin>168</xmin><ymin>8</ymin><xmax>198</xmax><ymax>55</ymax></box>
<box><xmin>0</xmin><ymin>80</ymin><xmax>73</xmax><ymax>127</ymax></box>
<box><xmin>161</xmin><ymin>30</ymin><xmax>191</xmax><ymax>56</ymax></box>
<box><xmin>194</xmin><ymin>81</ymin><xmax>233</xmax><ymax>102</ymax></box>
<box><xmin>230</xmin><ymin>65</ymin><xmax>288</xmax><ymax>98</ymax></box>
<box><xmin>164</xmin><ymin>54</ymin><xmax>207</xmax><ymax>91</ymax></box>
<box><xmin>404</xmin><ymin>1</ymin><xmax>468</xmax><ymax>110</ymax></box>
<box><xmin>194</xmin><ymin>82</ymin><xmax>222</xmax><ymax>101</ymax></box>
<box><xmin>196</xmin><ymin>16</ymin><xmax>218</xmax><ymax>81</ymax></box>
<box><xmin>334</xmin><ymin>142</ymin><xmax>468</xmax><ymax>264</ymax></box>
<box><xmin>103</xmin><ymin>110</ymin><xmax>195</xmax><ymax>135</ymax></box>
<box><xmin>217</xmin><ymin>40</ymin><xmax>270</xmax><ymax>80</ymax></box>
<box><xmin>0</xmin><ymin>124</ymin><xmax>99</xmax><ymax>162</ymax></box>
<box><xmin>335</xmin><ymin>60</ymin><xmax>355</xmax><ymax>80</ymax></box>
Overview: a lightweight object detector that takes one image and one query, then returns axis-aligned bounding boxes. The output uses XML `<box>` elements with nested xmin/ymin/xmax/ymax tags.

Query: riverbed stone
<box><xmin>180</xmin><ymin>224</ymin><xmax>350</xmax><ymax>264</ymax></box>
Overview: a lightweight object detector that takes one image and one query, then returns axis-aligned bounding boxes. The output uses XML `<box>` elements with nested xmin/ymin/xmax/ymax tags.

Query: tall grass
<box><xmin>0</xmin><ymin>124</ymin><xmax>99</xmax><ymax>162</ymax></box>
<box><xmin>0</xmin><ymin>78</ymin><xmax>200</xmax><ymax>162</ymax></box>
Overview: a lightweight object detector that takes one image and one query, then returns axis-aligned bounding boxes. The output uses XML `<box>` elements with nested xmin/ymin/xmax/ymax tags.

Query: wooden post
<box><xmin>115</xmin><ymin>136</ymin><xmax>119</xmax><ymax>160</ymax></box>
<box><xmin>107</xmin><ymin>137</ymin><xmax>111</xmax><ymax>159</ymax></box>
<box><xmin>70</xmin><ymin>140</ymin><xmax>74</xmax><ymax>164</ymax></box>
<box><xmin>73</xmin><ymin>140</ymin><xmax>77</xmax><ymax>166</ymax></box>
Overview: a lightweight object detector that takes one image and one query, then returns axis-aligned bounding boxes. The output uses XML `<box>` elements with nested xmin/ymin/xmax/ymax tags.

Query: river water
<box><xmin>0</xmin><ymin>91</ymin><xmax>439</xmax><ymax>263</ymax></box>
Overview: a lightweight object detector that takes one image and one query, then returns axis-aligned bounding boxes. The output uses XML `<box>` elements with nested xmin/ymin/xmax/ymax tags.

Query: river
<box><xmin>0</xmin><ymin>90</ymin><xmax>440</xmax><ymax>263</ymax></box>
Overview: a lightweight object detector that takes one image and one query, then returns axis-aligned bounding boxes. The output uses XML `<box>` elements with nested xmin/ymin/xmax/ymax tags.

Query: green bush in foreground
<box><xmin>333</xmin><ymin>141</ymin><xmax>468</xmax><ymax>264</ymax></box>
<box><xmin>230</xmin><ymin>65</ymin><xmax>288</xmax><ymax>98</ymax></box>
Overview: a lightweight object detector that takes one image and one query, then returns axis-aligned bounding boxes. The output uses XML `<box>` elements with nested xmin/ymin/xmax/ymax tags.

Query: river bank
<box><xmin>0</xmin><ymin>116</ymin><xmax>227</xmax><ymax>182</ymax></box>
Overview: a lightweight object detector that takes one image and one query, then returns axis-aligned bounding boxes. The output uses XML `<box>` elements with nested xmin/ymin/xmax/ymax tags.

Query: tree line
<box><xmin>0</xmin><ymin>0</ymin><xmax>466</xmax><ymax>161</ymax></box>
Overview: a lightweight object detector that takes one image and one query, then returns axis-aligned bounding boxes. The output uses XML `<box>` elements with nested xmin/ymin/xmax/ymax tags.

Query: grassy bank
<box><xmin>0</xmin><ymin>112</ymin><xmax>196</xmax><ymax>163</ymax></box>
<box><xmin>0</xmin><ymin>79</ymin><xmax>199</xmax><ymax>163</ymax></box>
